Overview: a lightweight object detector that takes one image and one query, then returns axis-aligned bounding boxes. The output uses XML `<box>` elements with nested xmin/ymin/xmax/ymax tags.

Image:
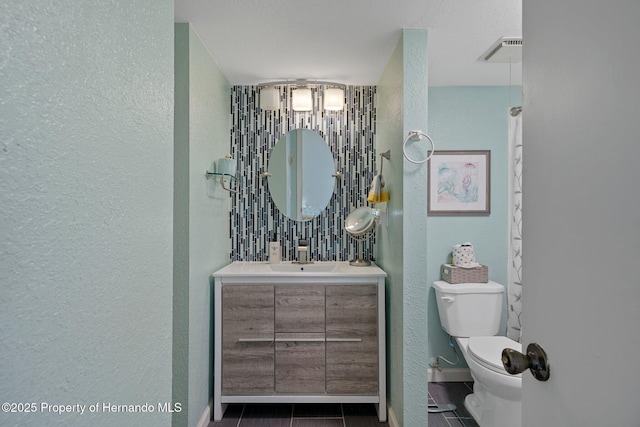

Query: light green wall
<box><xmin>376</xmin><ymin>31</ymin><xmax>405</xmax><ymax>426</ymax></box>
<box><xmin>427</xmin><ymin>86</ymin><xmax>522</xmax><ymax>370</ymax></box>
<box><xmin>174</xmin><ymin>23</ymin><xmax>190</xmax><ymax>427</ymax></box>
<box><xmin>174</xmin><ymin>23</ymin><xmax>232</xmax><ymax>427</ymax></box>
<box><xmin>401</xmin><ymin>29</ymin><xmax>430</xmax><ymax>427</ymax></box>
<box><xmin>0</xmin><ymin>2</ymin><xmax>174</xmax><ymax>426</ymax></box>
<box><xmin>376</xmin><ymin>28</ymin><xmax>430</xmax><ymax>426</ymax></box>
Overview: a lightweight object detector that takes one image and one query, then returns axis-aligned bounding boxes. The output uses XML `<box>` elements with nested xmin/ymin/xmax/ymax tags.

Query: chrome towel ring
<box><xmin>402</xmin><ymin>130</ymin><xmax>435</xmax><ymax>164</ymax></box>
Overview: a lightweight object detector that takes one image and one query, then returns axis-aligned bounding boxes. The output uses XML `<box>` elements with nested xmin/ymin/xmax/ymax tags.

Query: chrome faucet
<box><xmin>293</xmin><ymin>239</ymin><xmax>312</xmax><ymax>264</ymax></box>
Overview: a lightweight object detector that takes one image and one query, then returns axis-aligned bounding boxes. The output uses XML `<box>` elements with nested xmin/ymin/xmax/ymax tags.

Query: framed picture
<box><xmin>428</xmin><ymin>150</ymin><xmax>490</xmax><ymax>215</ymax></box>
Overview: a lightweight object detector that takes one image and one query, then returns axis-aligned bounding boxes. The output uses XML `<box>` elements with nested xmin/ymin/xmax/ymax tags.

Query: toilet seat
<box><xmin>468</xmin><ymin>336</ymin><xmax>522</xmax><ymax>376</ymax></box>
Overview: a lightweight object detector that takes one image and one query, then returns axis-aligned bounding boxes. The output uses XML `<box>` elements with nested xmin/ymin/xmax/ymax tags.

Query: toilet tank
<box><xmin>432</xmin><ymin>280</ymin><xmax>505</xmax><ymax>337</ymax></box>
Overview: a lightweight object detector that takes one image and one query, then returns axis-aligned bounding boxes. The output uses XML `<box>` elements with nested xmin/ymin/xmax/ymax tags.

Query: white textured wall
<box><xmin>0</xmin><ymin>2</ymin><xmax>174</xmax><ymax>426</ymax></box>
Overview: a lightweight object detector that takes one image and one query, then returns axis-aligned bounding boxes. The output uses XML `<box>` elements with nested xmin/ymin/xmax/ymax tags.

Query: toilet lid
<box><xmin>468</xmin><ymin>336</ymin><xmax>522</xmax><ymax>374</ymax></box>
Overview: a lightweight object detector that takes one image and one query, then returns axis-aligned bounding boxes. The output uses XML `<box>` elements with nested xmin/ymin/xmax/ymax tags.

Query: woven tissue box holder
<box><xmin>441</xmin><ymin>264</ymin><xmax>489</xmax><ymax>284</ymax></box>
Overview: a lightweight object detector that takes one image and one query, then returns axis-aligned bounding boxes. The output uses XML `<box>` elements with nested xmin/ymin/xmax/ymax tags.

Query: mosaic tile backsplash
<box><xmin>229</xmin><ymin>85</ymin><xmax>377</xmax><ymax>262</ymax></box>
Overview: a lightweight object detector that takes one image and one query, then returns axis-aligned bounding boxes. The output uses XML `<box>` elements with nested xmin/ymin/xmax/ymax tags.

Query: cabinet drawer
<box><xmin>275</xmin><ymin>285</ymin><xmax>325</xmax><ymax>332</ymax></box>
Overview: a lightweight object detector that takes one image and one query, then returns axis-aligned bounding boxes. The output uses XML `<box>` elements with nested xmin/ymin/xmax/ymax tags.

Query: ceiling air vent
<box><xmin>479</xmin><ymin>37</ymin><xmax>522</xmax><ymax>63</ymax></box>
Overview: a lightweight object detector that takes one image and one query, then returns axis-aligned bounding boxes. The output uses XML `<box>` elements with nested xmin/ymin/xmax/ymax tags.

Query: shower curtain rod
<box><xmin>510</xmin><ymin>106</ymin><xmax>522</xmax><ymax>116</ymax></box>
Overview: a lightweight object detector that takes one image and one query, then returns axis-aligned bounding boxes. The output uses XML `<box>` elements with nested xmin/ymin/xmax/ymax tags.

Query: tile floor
<box><xmin>209</xmin><ymin>382</ymin><xmax>478</xmax><ymax>426</ymax></box>
<box><xmin>428</xmin><ymin>382</ymin><xmax>479</xmax><ymax>427</ymax></box>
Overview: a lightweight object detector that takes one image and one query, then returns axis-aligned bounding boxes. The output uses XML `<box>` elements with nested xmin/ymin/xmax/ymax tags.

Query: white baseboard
<box><xmin>427</xmin><ymin>368</ymin><xmax>473</xmax><ymax>383</ymax></box>
<box><xmin>196</xmin><ymin>398</ymin><xmax>213</xmax><ymax>427</ymax></box>
<box><xmin>387</xmin><ymin>405</ymin><xmax>399</xmax><ymax>427</ymax></box>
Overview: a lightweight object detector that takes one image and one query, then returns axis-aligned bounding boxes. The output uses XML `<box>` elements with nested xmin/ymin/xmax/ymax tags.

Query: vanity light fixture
<box><xmin>259</xmin><ymin>86</ymin><xmax>280</xmax><ymax>110</ymax></box>
<box><xmin>323</xmin><ymin>87</ymin><xmax>345</xmax><ymax>111</ymax></box>
<box><xmin>257</xmin><ymin>80</ymin><xmax>346</xmax><ymax>112</ymax></box>
<box><xmin>291</xmin><ymin>87</ymin><xmax>313</xmax><ymax>111</ymax></box>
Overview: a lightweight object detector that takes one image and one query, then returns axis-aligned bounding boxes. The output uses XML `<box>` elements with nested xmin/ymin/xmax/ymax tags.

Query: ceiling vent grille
<box><xmin>479</xmin><ymin>37</ymin><xmax>522</xmax><ymax>63</ymax></box>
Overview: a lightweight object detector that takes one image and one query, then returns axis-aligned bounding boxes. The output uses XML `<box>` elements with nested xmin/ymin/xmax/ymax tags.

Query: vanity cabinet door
<box><xmin>275</xmin><ymin>285</ymin><xmax>325</xmax><ymax>393</ymax></box>
<box><xmin>222</xmin><ymin>285</ymin><xmax>274</xmax><ymax>395</ymax></box>
<box><xmin>275</xmin><ymin>333</ymin><xmax>325</xmax><ymax>393</ymax></box>
<box><xmin>325</xmin><ymin>285</ymin><xmax>378</xmax><ymax>394</ymax></box>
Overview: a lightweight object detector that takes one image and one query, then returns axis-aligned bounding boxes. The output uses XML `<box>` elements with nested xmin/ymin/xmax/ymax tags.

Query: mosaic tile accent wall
<box><xmin>230</xmin><ymin>85</ymin><xmax>377</xmax><ymax>262</ymax></box>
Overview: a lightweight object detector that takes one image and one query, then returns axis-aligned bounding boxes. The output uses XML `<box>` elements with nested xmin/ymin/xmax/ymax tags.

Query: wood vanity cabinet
<box><xmin>221</xmin><ymin>284</ymin><xmax>377</xmax><ymax>395</ymax></box>
<box><xmin>213</xmin><ymin>262</ymin><xmax>387</xmax><ymax>422</ymax></box>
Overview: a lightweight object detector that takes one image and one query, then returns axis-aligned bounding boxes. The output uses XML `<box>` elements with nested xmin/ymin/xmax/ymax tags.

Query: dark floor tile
<box><xmin>292</xmin><ymin>419</ymin><xmax>344</xmax><ymax>427</ymax></box>
<box><xmin>210</xmin><ymin>383</ymin><xmax>478</xmax><ymax>427</ymax></box>
<box><xmin>293</xmin><ymin>403</ymin><xmax>342</xmax><ymax>418</ymax></box>
<box><xmin>445</xmin><ymin>417</ymin><xmax>466</xmax><ymax>427</ymax></box>
<box><xmin>343</xmin><ymin>403</ymin><xmax>388</xmax><ymax>427</ymax></box>
<box><xmin>444</xmin><ymin>416</ymin><xmax>480</xmax><ymax>427</ymax></box>
<box><xmin>427</xmin><ymin>412</ymin><xmax>453</xmax><ymax>427</ymax></box>
<box><xmin>239</xmin><ymin>404</ymin><xmax>292</xmax><ymax>427</ymax></box>
<box><xmin>342</xmin><ymin>403</ymin><xmax>377</xmax><ymax>417</ymax></box>
<box><xmin>457</xmin><ymin>416</ymin><xmax>480</xmax><ymax>427</ymax></box>
<box><xmin>209</xmin><ymin>404</ymin><xmax>244</xmax><ymax>426</ymax></box>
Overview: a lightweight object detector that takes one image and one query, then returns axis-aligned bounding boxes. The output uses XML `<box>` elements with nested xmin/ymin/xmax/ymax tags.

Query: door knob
<box><xmin>501</xmin><ymin>343</ymin><xmax>550</xmax><ymax>381</ymax></box>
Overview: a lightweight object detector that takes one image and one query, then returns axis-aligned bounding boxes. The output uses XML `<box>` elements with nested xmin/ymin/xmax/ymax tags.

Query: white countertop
<box><xmin>213</xmin><ymin>261</ymin><xmax>386</xmax><ymax>278</ymax></box>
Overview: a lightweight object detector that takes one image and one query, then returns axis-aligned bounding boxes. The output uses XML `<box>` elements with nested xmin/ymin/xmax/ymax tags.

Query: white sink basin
<box><xmin>214</xmin><ymin>261</ymin><xmax>386</xmax><ymax>278</ymax></box>
<box><xmin>267</xmin><ymin>263</ymin><xmax>339</xmax><ymax>273</ymax></box>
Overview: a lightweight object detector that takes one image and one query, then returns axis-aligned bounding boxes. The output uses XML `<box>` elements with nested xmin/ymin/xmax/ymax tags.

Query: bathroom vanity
<box><xmin>212</xmin><ymin>261</ymin><xmax>387</xmax><ymax>422</ymax></box>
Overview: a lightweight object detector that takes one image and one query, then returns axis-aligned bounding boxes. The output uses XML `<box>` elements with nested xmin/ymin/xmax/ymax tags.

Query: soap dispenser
<box><xmin>269</xmin><ymin>229</ymin><xmax>281</xmax><ymax>264</ymax></box>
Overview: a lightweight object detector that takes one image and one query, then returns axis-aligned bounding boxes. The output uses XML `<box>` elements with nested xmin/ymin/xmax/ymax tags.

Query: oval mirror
<box><xmin>267</xmin><ymin>129</ymin><xmax>336</xmax><ymax>221</ymax></box>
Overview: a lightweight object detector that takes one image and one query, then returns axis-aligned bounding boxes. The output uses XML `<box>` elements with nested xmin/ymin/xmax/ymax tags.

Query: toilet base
<box><xmin>464</xmin><ymin>393</ymin><xmax>483</xmax><ymax>424</ymax></box>
<box><xmin>464</xmin><ymin>380</ymin><xmax>521</xmax><ymax>427</ymax></box>
<box><xmin>454</xmin><ymin>337</ymin><xmax>522</xmax><ymax>427</ymax></box>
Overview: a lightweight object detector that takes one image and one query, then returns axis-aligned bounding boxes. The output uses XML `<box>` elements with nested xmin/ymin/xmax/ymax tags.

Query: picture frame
<box><xmin>427</xmin><ymin>150</ymin><xmax>490</xmax><ymax>215</ymax></box>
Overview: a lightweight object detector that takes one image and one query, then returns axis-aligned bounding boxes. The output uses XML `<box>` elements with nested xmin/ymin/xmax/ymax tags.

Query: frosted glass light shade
<box><xmin>260</xmin><ymin>86</ymin><xmax>280</xmax><ymax>110</ymax></box>
<box><xmin>324</xmin><ymin>88</ymin><xmax>345</xmax><ymax>111</ymax></box>
<box><xmin>291</xmin><ymin>88</ymin><xmax>313</xmax><ymax>111</ymax></box>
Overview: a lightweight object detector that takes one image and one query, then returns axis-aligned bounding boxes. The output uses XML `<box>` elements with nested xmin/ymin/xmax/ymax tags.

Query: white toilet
<box><xmin>433</xmin><ymin>280</ymin><xmax>522</xmax><ymax>427</ymax></box>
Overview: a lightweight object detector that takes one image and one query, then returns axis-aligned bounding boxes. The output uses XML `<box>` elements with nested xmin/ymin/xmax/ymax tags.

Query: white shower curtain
<box><xmin>507</xmin><ymin>111</ymin><xmax>523</xmax><ymax>342</ymax></box>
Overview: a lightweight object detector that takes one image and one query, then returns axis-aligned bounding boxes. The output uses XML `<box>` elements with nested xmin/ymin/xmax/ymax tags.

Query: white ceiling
<box><xmin>174</xmin><ymin>0</ymin><xmax>521</xmax><ymax>87</ymax></box>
